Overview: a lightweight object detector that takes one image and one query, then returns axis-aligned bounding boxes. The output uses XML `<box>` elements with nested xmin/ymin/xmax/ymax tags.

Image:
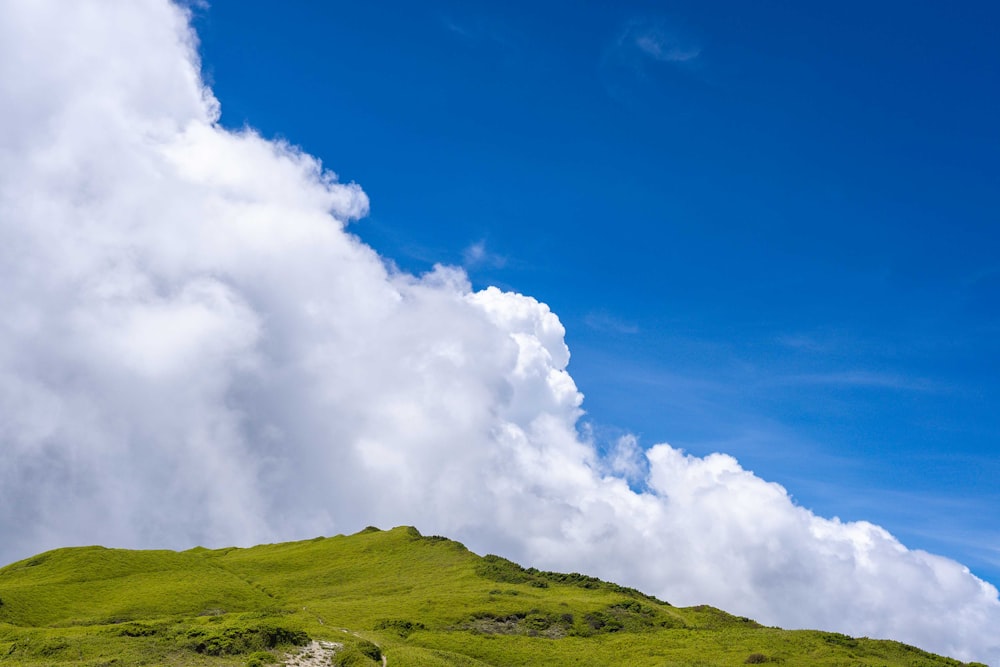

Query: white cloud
<box><xmin>0</xmin><ymin>2</ymin><xmax>998</xmax><ymax>664</ymax></box>
<box><xmin>634</xmin><ymin>30</ymin><xmax>700</xmax><ymax>64</ymax></box>
<box><xmin>773</xmin><ymin>370</ymin><xmax>938</xmax><ymax>391</ymax></box>
<box><xmin>608</xmin><ymin>18</ymin><xmax>701</xmax><ymax>67</ymax></box>
<box><xmin>604</xmin><ymin>434</ymin><xmax>648</xmax><ymax>485</ymax></box>
<box><xmin>462</xmin><ymin>240</ymin><xmax>507</xmax><ymax>269</ymax></box>
<box><xmin>606</xmin><ymin>18</ymin><xmax>700</xmax><ymax>72</ymax></box>
<box><xmin>599</xmin><ymin>18</ymin><xmax>702</xmax><ymax>107</ymax></box>
<box><xmin>584</xmin><ymin>310</ymin><xmax>640</xmax><ymax>334</ymax></box>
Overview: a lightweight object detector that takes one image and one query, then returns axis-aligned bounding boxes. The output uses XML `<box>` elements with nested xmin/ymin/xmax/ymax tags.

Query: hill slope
<box><xmin>0</xmin><ymin>526</ymin><xmax>986</xmax><ymax>666</ymax></box>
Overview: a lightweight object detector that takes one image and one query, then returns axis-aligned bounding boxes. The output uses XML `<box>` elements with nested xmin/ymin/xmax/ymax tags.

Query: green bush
<box><xmin>356</xmin><ymin>640</ymin><xmax>381</xmax><ymax>661</ymax></box>
<box><xmin>476</xmin><ymin>555</ymin><xmax>536</xmax><ymax>585</ymax></box>
<box><xmin>467</xmin><ymin>610</ymin><xmax>573</xmax><ymax>637</ymax></box>
<box><xmin>109</xmin><ymin>622</ymin><xmax>158</xmax><ymax>637</ymax></box>
<box><xmin>583</xmin><ymin>612</ymin><xmax>623</xmax><ymax>633</ymax></box>
<box><xmin>745</xmin><ymin>654</ymin><xmax>769</xmax><ymax>664</ymax></box>
<box><xmin>523</xmin><ymin>613</ymin><xmax>552</xmax><ymax>631</ymax></box>
<box><xmin>29</xmin><ymin>638</ymin><xmax>70</xmax><ymax>657</ymax></box>
<box><xmin>187</xmin><ymin>623</ymin><xmax>308</xmax><ymax>656</ymax></box>
<box><xmin>821</xmin><ymin>632</ymin><xmax>858</xmax><ymax>649</ymax></box>
<box><xmin>246</xmin><ymin>650</ymin><xmax>278</xmax><ymax>666</ymax></box>
<box><xmin>373</xmin><ymin>618</ymin><xmax>425</xmax><ymax>637</ymax></box>
<box><xmin>334</xmin><ymin>645</ymin><xmax>381</xmax><ymax>666</ymax></box>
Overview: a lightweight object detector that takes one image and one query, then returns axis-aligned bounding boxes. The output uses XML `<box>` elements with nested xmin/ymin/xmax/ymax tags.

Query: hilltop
<box><xmin>0</xmin><ymin>526</ymin><xmax>987</xmax><ymax>666</ymax></box>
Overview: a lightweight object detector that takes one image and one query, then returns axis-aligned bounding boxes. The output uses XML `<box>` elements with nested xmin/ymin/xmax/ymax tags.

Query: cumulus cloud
<box><xmin>0</xmin><ymin>1</ymin><xmax>998</xmax><ymax>664</ymax></box>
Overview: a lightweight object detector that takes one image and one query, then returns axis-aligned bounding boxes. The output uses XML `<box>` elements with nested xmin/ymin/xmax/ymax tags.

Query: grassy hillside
<box><xmin>0</xmin><ymin>526</ymin><xmax>986</xmax><ymax>666</ymax></box>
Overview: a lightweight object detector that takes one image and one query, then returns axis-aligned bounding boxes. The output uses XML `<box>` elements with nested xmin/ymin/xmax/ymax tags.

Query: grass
<box><xmin>0</xmin><ymin>526</ymin><xmax>987</xmax><ymax>666</ymax></box>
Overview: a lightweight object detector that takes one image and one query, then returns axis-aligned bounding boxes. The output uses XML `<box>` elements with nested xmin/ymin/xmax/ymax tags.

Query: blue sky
<box><xmin>192</xmin><ymin>1</ymin><xmax>999</xmax><ymax>585</ymax></box>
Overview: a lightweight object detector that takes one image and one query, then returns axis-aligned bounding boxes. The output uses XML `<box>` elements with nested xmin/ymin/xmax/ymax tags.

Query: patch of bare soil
<box><xmin>283</xmin><ymin>639</ymin><xmax>342</xmax><ymax>666</ymax></box>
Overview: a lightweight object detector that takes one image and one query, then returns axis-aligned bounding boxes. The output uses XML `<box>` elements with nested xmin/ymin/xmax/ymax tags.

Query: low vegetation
<box><xmin>0</xmin><ymin>526</ymin><xmax>986</xmax><ymax>666</ymax></box>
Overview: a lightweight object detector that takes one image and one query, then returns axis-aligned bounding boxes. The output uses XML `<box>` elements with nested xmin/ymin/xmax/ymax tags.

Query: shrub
<box><xmin>476</xmin><ymin>555</ymin><xmax>535</xmax><ymax>585</ymax></box>
<box><xmin>583</xmin><ymin>612</ymin><xmax>623</xmax><ymax>633</ymax></box>
<box><xmin>356</xmin><ymin>640</ymin><xmax>381</xmax><ymax>661</ymax></box>
<box><xmin>31</xmin><ymin>638</ymin><xmax>70</xmax><ymax>657</ymax></box>
<box><xmin>188</xmin><ymin>623</ymin><xmax>308</xmax><ymax>656</ymax></box>
<box><xmin>523</xmin><ymin>613</ymin><xmax>552</xmax><ymax>631</ymax></box>
<box><xmin>745</xmin><ymin>654</ymin><xmax>769</xmax><ymax>664</ymax></box>
<box><xmin>373</xmin><ymin>618</ymin><xmax>425</xmax><ymax>637</ymax></box>
<box><xmin>109</xmin><ymin>622</ymin><xmax>158</xmax><ymax>637</ymax></box>
<box><xmin>609</xmin><ymin>600</ymin><xmax>652</xmax><ymax>616</ymax></box>
<box><xmin>821</xmin><ymin>632</ymin><xmax>858</xmax><ymax>649</ymax></box>
<box><xmin>246</xmin><ymin>651</ymin><xmax>278</xmax><ymax>667</ymax></box>
<box><xmin>333</xmin><ymin>642</ymin><xmax>382</xmax><ymax>667</ymax></box>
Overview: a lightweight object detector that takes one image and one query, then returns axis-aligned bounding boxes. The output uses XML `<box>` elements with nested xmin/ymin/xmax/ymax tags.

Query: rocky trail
<box><xmin>283</xmin><ymin>640</ymin><xmax>341</xmax><ymax>666</ymax></box>
<box><xmin>282</xmin><ymin>633</ymin><xmax>387</xmax><ymax>667</ymax></box>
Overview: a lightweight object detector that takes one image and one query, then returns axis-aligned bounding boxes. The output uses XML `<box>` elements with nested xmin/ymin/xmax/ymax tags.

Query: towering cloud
<box><xmin>0</xmin><ymin>1</ymin><xmax>997</xmax><ymax>663</ymax></box>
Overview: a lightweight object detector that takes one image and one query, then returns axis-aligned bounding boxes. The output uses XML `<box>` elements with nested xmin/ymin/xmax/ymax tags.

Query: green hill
<box><xmin>0</xmin><ymin>526</ymin><xmax>985</xmax><ymax>666</ymax></box>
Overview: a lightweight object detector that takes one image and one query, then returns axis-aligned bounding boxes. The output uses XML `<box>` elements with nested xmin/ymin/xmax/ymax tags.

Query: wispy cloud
<box><xmin>771</xmin><ymin>370</ymin><xmax>940</xmax><ymax>392</ymax></box>
<box><xmin>634</xmin><ymin>30</ymin><xmax>700</xmax><ymax>63</ymax></box>
<box><xmin>605</xmin><ymin>17</ymin><xmax>701</xmax><ymax>70</ymax></box>
<box><xmin>774</xmin><ymin>333</ymin><xmax>833</xmax><ymax>352</ymax></box>
<box><xmin>599</xmin><ymin>17</ymin><xmax>702</xmax><ymax>105</ymax></box>
<box><xmin>442</xmin><ymin>18</ymin><xmax>474</xmax><ymax>41</ymax></box>
<box><xmin>583</xmin><ymin>310</ymin><xmax>639</xmax><ymax>335</ymax></box>
<box><xmin>462</xmin><ymin>240</ymin><xmax>506</xmax><ymax>269</ymax></box>
<box><xmin>439</xmin><ymin>12</ymin><xmax>519</xmax><ymax>55</ymax></box>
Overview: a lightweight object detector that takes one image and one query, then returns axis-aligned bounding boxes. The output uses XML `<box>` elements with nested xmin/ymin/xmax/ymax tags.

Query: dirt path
<box><xmin>283</xmin><ymin>640</ymin><xmax>342</xmax><ymax>666</ymax></box>
<box><xmin>282</xmin><ymin>633</ymin><xmax>387</xmax><ymax>666</ymax></box>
